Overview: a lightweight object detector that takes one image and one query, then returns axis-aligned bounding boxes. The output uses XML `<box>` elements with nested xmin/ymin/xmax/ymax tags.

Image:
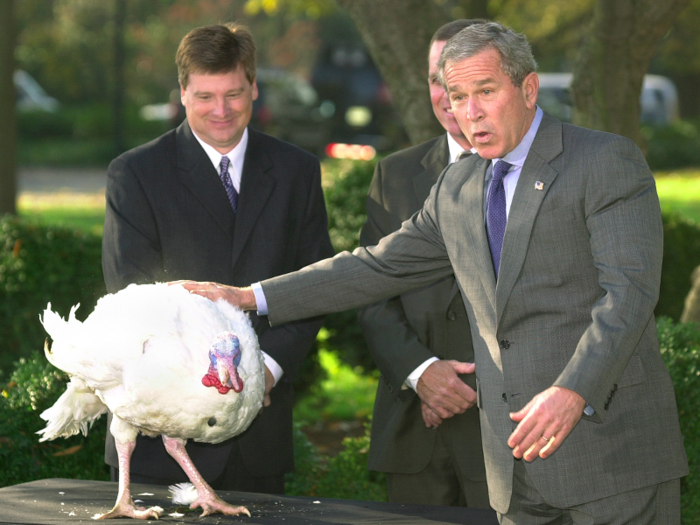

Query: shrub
<box><xmin>286</xmin><ymin>421</ymin><xmax>387</xmax><ymax>502</ymax></box>
<box><xmin>321</xmin><ymin>158</ymin><xmax>379</xmax><ymax>370</ymax></box>
<box><xmin>657</xmin><ymin>317</ymin><xmax>700</xmax><ymax>524</ymax></box>
<box><xmin>0</xmin><ymin>352</ymin><xmax>109</xmax><ymax>488</ymax></box>
<box><xmin>658</xmin><ymin>211</ymin><xmax>700</xmax><ymax>321</ymax></box>
<box><xmin>644</xmin><ymin>121</ymin><xmax>700</xmax><ymax>171</ymax></box>
<box><xmin>0</xmin><ymin>215</ymin><xmax>105</xmax><ymax>379</ymax></box>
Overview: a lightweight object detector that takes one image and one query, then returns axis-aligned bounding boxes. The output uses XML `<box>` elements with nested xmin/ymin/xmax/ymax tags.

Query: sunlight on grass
<box><xmin>655</xmin><ymin>169</ymin><xmax>700</xmax><ymax>224</ymax></box>
<box><xmin>294</xmin><ymin>329</ymin><xmax>378</xmax><ymax>423</ymax></box>
<box><xmin>17</xmin><ymin>192</ymin><xmax>106</xmax><ymax>235</ymax></box>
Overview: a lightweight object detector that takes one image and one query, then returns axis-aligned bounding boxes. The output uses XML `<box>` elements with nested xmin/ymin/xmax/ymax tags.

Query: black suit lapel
<box><xmin>231</xmin><ymin>128</ymin><xmax>276</xmax><ymax>268</ymax></box>
<box><xmin>176</xmin><ymin>121</ymin><xmax>236</xmax><ymax>238</ymax></box>
<box><xmin>412</xmin><ymin>134</ymin><xmax>449</xmax><ymax>204</ymax></box>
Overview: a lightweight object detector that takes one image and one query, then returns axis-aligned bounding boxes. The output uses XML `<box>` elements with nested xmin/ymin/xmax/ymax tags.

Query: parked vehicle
<box><xmin>311</xmin><ymin>43</ymin><xmax>408</xmax><ymax>156</ymax></box>
<box><xmin>536</xmin><ymin>72</ymin><xmax>680</xmax><ymax>125</ymax></box>
<box><xmin>14</xmin><ymin>70</ymin><xmax>60</xmax><ymax>112</ymax></box>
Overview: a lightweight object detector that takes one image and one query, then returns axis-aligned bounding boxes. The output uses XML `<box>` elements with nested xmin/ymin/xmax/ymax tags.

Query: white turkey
<box><xmin>37</xmin><ymin>283</ymin><xmax>265</xmax><ymax>519</ymax></box>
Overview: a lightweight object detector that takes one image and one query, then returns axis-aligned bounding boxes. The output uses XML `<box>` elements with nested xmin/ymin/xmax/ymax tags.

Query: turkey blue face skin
<box><xmin>204</xmin><ymin>333</ymin><xmax>244</xmax><ymax>393</ymax></box>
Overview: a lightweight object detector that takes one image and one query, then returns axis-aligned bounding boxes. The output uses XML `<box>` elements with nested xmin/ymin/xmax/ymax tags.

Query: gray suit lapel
<box><xmin>413</xmin><ymin>135</ymin><xmax>465</xmax><ymax>308</ymax></box>
<box><xmin>177</xmin><ymin>121</ymin><xmax>236</xmax><ymax>238</ymax></box>
<box><xmin>412</xmin><ymin>134</ymin><xmax>448</xmax><ymax>204</ymax></box>
<box><xmin>496</xmin><ymin>114</ymin><xmax>563</xmax><ymax>323</ymax></box>
<box><xmin>231</xmin><ymin>129</ymin><xmax>276</xmax><ymax>268</ymax></box>
<box><xmin>459</xmin><ymin>155</ymin><xmax>497</xmax><ymax>311</ymax></box>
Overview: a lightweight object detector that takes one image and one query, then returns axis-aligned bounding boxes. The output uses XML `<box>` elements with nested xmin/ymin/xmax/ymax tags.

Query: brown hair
<box><xmin>176</xmin><ymin>23</ymin><xmax>256</xmax><ymax>89</ymax></box>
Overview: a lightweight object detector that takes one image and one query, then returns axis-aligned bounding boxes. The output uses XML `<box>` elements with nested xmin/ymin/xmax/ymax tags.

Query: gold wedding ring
<box><xmin>540</xmin><ymin>435</ymin><xmax>551</xmax><ymax>443</ymax></box>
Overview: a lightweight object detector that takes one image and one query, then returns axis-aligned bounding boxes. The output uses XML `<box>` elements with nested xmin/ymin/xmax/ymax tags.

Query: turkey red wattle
<box><xmin>201</xmin><ymin>331</ymin><xmax>244</xmax><ymax>394</ymax></box>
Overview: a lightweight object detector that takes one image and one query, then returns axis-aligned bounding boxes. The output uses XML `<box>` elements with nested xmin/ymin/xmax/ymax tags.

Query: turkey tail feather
<box><xmin>37</xmin><ymin>377</ymin><xmax>107</xmax><ymax>442</ymax></box>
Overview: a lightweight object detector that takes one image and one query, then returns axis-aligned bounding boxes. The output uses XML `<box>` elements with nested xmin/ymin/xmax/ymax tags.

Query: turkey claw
<box><xmin>93</xmin><ymin>504</ymin><xmax>164</xmax><ymax>520</ymax></box>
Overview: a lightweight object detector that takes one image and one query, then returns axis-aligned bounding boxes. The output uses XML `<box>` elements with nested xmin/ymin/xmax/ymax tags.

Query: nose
<box><xmin>467</xmin><ymin>97</ymin><xmax>484</xmax><ymax>122</ymax></box>
<box><xmin>212</xmin><ymin>96</ymin><xmax>229</xmax><ymax>117</ymax></box>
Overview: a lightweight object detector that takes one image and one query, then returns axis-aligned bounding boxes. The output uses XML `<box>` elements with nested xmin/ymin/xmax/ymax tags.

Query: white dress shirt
<box><xmin>193</xmin><ymin>127</ymin><xmax>284</xmax><ymax>385</ymax></box>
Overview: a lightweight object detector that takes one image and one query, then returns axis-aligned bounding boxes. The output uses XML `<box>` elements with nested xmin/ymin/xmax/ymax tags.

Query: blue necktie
<box><xmin>219</xmin><ymin>156</ymin><xmax>238</xmax><ymax>213</ymax></box>
<box><xmin>486</xmin><ymin>160</ymin><xmax>513</xmax><ymax>278</ymax></box>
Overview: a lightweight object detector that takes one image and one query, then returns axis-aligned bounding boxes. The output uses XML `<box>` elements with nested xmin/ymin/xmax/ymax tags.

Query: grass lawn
<box><xmin>654</xmin><ymin>169</ymin><xmax>700</xmax><ymax>224</ymax></box>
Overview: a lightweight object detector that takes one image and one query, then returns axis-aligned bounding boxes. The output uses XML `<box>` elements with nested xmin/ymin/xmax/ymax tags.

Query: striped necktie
<box><xmin>219</xmin><ymin>155</ymin><xmax>238</xmax><ymax>213</ymax></box>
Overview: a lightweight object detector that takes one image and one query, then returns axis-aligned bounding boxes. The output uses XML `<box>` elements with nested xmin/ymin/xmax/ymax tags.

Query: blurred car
<box><xmin>14</xmin><ymin>70</ymin><xmax>60</xmax><ymax>112</ymax></box>
<box><xmin>140</xmin><ymin>68</ymin><xmax>332</xmax><ymax>157</ymax></box>
<box><xmin>249</xmin><ymin>67</ymin><xmax>333</xmax><ymax>157</ymax></box>
<box><xmin>537</xmin><ymin>72</ymin><xmax>679</xmax><ymax>125</ymax></box>
<box><xmin>311</xmin><ymin>43</ymin><xmax>408</xmax><ymax>157</ymax></box>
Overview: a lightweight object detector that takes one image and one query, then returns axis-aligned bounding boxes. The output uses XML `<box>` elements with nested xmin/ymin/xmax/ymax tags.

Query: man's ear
<box><xmin>522</xmin><ymin>72</ymin><xmax>539</xmax><ymax>110</ymax></box>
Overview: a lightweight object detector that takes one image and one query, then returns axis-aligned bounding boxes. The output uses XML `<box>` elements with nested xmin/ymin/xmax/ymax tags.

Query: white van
<box><xmin>536</xmin><ymin>72</ymin><xmax>679</xmax><ymax>126</ymax></box>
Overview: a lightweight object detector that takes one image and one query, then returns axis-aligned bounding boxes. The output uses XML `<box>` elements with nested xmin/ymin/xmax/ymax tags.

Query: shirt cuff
<box><xmin>404</xmin><ymin>357</ymin><xmax>440</xmax><ymax>391</ymax></box>
<box><xmin>251</xmin><ymin>282</ymin><xmax>269</xmax><ymax>315</ymax></box>
<box><xmin>261</xmin><ymin>351</ymin><xmax>283</xmax><ymax>386</ymax></box>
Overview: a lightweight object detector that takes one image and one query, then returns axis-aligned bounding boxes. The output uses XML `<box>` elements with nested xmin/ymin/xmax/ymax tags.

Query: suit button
<box><xmin>500</xmin><ymin>339</ymin><xmax>510</xmax><ymax>350</ymax></box>
<box><xmin>447</xmin><ymin>311</ymin><xmax>457</xmax><ymax>321</ymax></box>
<box><xmin>502</xmin><ymin>393</ymin><xmax>508</xmax><ymax>402</ymax></box>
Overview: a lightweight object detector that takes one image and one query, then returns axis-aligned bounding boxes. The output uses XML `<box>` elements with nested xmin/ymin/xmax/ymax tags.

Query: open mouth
<box><xmin>472</xmin><ymin>131</ymin><xmax>492</xmax><ymax>143</ymax></box>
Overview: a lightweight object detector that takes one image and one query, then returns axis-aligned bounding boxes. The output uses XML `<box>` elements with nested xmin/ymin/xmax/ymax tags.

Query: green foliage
<box><xmin>0</xmin><ymin>353</ymin><xmax>109</xmax><ymax>488</ymax></box>
<box><xmin>657</xmin><ymin>211</ymin><xmax>700</xmax><ymax>321</ymax></box>
<box><xmin>286</xmin><ymin>421</ymin><xmax>387</xmax><ymax>502</ymax></box>
<box><xmin>321</xmin><ymin>158</ymin><xmax>378</xmax><ymax>370</ymax></box>
<box><xmin>657</xmin><ymin>318</ymin><xmax>700</xmax><ymax>524</ymax></box>
<box><xmin>0</xmin><ymin>215</ymin><xmax>105</xmax><ymax>379</ymax></box>
<box><xmin>294</xmin><ymin>344</ymin><xmax>378</xmax><ymax>424</ymax></box>
<box><xmin>644</xmin><ymin>121</ymin><xmax>700</xmax><ymax>170</ymax></box>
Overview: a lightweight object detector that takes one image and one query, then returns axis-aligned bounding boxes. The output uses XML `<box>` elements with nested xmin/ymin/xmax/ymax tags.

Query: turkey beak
<box><xmin>217</xmin><ymin>360</ymin><xmax>230</xmax><ymax>385</ymax></box>
<box><xmin>44</xmin><ymin>337</ymin><xmax>52</xmax><ymax>355</ymax></box>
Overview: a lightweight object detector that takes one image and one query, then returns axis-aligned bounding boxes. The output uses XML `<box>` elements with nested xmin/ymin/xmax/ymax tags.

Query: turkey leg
<box><xmin>95</xmin><ymin>439</ymin><xmax>164</xmax><ymax>520</ymax></box>
<box><xmin>162</xmin><ymin>435</ymin><xmax>251</xmax><ymax>517</ymax></box>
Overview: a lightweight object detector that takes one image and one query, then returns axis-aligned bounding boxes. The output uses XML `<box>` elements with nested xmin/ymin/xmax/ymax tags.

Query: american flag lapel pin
<box><xmin>534</xmin><ymin>181</ymin><xmax>545</xmax><ymax>191</ymax></box>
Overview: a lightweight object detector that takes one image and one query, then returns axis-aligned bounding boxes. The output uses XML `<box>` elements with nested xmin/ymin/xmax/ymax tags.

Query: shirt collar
<box><xmin>191</xmin><ymin>126</ymin><xmax>249</xmax><ymax>182</ymax></box>
<box><xmin>492</xmin><ymin>105</ymin><xmax>544</xmax><ymax>169</ymax></box>
<box><xmin>446</xmin><ymin>132</ymin><xmax>477</xmax><ymax>164</ymax></box>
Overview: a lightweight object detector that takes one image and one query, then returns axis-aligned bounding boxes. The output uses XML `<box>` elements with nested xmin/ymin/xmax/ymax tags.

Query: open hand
<box><xmin>171</xmin><ymin>281</ymin><xmax>257</xmax><ymax>310</ymax></box>
<box><xmin>508</xmin><ymin>386</ymin><xmax>586</xmax><ymax>461</ymax></box>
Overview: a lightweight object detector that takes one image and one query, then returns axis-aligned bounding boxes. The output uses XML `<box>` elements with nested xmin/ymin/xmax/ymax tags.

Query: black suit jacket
<box><xmin>102</xmin><ymin>121</ymin><xmax>334</xmax><ymax>481</ymax></box>
<box><xmin>358</xmin><ymin>135</ymin><xmax>486</xmax><ymax>483</ymax></box>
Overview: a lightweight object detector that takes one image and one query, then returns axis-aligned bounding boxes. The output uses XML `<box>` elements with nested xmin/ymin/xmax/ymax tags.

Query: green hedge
<box><xmin>658</xmin><ymin>317</ymin><xmax>700</xmax><ymax>524</ymax></box>
<box><xmin>0</xmin><ymin>215</ymin><xmax>105</xmax><ymax>380</ymax></box>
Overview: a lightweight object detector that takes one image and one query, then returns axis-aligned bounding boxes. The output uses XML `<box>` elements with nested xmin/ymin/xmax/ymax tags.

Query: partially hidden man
<box><xmin>358</xmin><ymin>19</ymin><xmax>489</xmax><ymax>508</ymax></box>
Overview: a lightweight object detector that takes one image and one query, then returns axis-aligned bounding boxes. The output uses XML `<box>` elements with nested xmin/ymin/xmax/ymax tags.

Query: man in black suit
<box><xmin>102</xmin><ymin>23</ymin><xmax>334</xmax><ymax>494</ymax></box>
<box><xmin>358</xmin><ymin>20</ymin><xmax>488</xmax><ymax>507</ymax></box>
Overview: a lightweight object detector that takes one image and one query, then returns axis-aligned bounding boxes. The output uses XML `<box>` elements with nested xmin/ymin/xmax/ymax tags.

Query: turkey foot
<box><xmin>95</xmin><ymin>502</ymin><xmax>164</xmax><ymax>520</ymax></box>
<box><xmin>163</xmin><ymin>435</ymin><xmax>251</xmax><ymax>517</ymax></box>
<box><xmin>95</xmin><ymin>439</ymin><xmax>165</xmax><ymax>519</ymax></box>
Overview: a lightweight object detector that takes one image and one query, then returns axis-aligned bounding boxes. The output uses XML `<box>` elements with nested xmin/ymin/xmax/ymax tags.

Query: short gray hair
<box><xmin>437</xmin><ymin>22</ymin><xmax>537</xmax><ymax>89</ymax></box>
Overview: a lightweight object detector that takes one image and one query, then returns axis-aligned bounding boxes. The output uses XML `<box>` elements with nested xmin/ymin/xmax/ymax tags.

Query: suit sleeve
<box><xmin>102</xmin><ymin>157</ymin><xmax>163</xmax><ymax>293</ymax></box>
<box><xmin>255</xmin><ymin>157</ymin><xmax>335</xmax><ymax>381</ymax></box>
<box><xmin>554</xmin><ymin>136</ymin><xmax>663</xmax><ymax>420</ymax></box>
<box><xmin>261</xmin><ymin>172</ymin><xmax>454</xmax><ymax>326</ymax></box>
<box><xmin>358</xmin><ymin>160</ymin><xmax>439</xmax><ymax>392</ymax></box>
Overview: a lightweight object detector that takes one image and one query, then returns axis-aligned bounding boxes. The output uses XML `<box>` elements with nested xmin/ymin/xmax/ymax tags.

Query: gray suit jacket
<box><xmin>260</xmin><ymin>113</ymin><xmax>688</xmax><ymax>512</ymax></box>
<box><xmin>358</xmin><ymin>135</ymin><xmax>485</xmax><ymax>482</ymax></box>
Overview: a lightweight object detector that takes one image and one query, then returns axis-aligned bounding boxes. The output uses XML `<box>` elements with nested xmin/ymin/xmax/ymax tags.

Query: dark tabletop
<box><xmin>0</xmin><ymin>479</ymin><xmax>498</xmax><ymax>524</ymax></box>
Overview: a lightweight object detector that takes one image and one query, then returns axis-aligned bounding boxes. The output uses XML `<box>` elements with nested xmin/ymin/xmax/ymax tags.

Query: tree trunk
<box><xmin>335</xmin><ymin>0</ymin><xmax>449</xmax><ymax>145</ymax></box>
<box><xmin>681</xmin><ymin>266</ymin><xmax>700</xmax><ymax>323</ymax></box>
<box><xmin>0</xmin><ymin>0</ymin><xmax>17</xmax><ymax>215</ymax></box>
<box><xmin>113</xmin><ymin>0</ymin><xmax>127</xmax><ymax>156</ymax></box>
<box><xmin>571</xmin><ymin>0</ymin><xmax>690</xmax><ymax>150</ymax></box>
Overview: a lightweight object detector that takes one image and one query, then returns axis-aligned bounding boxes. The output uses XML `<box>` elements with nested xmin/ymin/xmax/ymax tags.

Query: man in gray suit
<box><xmin>181</xmin><ymin>22</ymin><xmax>688</xmax><ymax>523</ymax></box>
<box><xmin>358</xmin><ymin>19</ymin><xmax>488</xmax><ymax>508</ymax></box>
